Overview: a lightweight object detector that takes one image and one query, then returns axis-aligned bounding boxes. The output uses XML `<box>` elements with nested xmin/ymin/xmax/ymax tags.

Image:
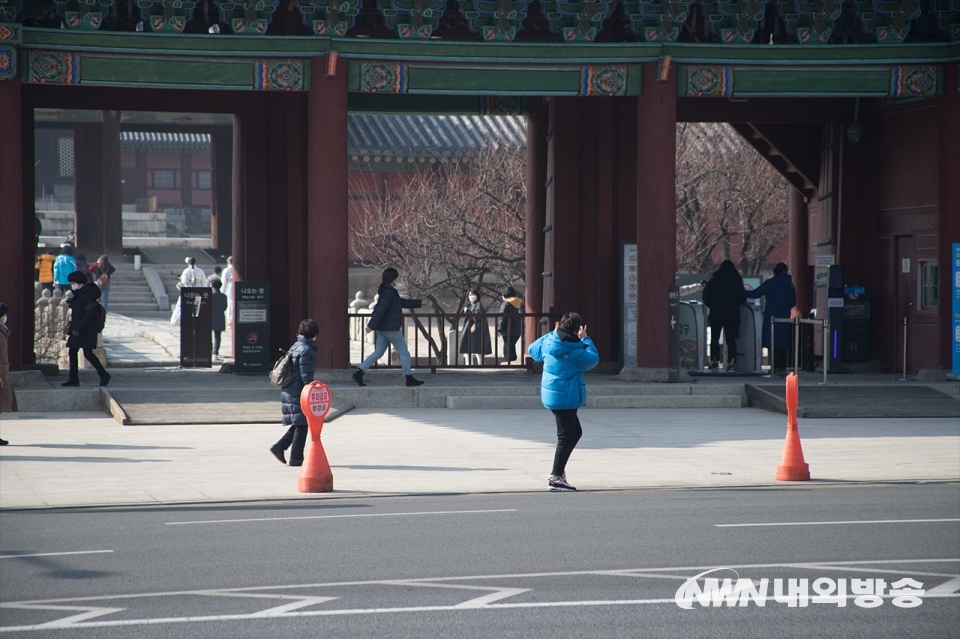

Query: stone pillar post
<box><xmin>307</xmin><ymin>55</ymin><xmax>349</xmax><ymax>369</ymax></box>
<box><xmin>634</xmin><ymin>61</ymin><xmax>677</xmax><ymax>372</ymax></box>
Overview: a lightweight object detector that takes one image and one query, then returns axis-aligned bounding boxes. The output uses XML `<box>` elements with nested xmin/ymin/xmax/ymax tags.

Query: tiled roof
<box><xmin>119</xmin><ymin>116</ymin><xmax>526</xmax><ymax>157</ymax></box>
<box><xmin>119</xmin><ymin>131</ymin><xmax>212</xmax><ymax>153</ymax></box>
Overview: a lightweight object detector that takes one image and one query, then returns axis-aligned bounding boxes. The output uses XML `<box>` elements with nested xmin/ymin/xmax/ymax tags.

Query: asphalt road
<box><xmin>1</xmin><ymin>483</ymin><xmax>958</xmax><ymax>639</ymax></box>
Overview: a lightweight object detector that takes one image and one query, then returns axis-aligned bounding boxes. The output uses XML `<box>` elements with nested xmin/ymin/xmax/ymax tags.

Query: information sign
<box><xmin>235</xmin><ymin>281</ymin><xmax>271</xmax><ymax>374</ymax></box>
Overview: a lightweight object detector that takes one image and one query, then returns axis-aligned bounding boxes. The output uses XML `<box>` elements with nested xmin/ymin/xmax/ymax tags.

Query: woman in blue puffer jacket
<box><xmin>528</xmin><ymin>312</ymin><xmax>599</xmax><ymax>492</ymax></box>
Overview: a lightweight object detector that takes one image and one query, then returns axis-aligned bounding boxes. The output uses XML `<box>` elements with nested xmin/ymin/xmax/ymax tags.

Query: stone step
<box><xmin>109</xmin><ymin>303</ymin><xmax>161</xmax><ymax>312</ymax></box>
<box><xmin>445</xmin><ymin>394</ymin><xmax>744</xmax><ymax>409</ymax></box>
<box><xmin>110</xmin><ymin>294</ymin><xmax>157</xmax><ymax>303</ymax></box>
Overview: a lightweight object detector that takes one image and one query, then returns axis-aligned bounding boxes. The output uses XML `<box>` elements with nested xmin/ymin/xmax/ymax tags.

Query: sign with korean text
<box><xmin>234</xmin><ymin>281</ymin><xmax>270</xmax><ymax>374</ymax></box>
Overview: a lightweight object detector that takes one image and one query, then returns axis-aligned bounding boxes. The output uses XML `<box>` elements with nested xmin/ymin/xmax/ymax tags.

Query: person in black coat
<box><xmin>352</xmin><ymin>268</ymin><xmax>425</xmax><ymax>387</ymax></box>
<box><xmin>270</xmin><ymin>319</ymin><xmax>319</xmax><ymax>467</ymax></box>
<box><xmin>497</xmin><ymin>286</ymin><xmax>524</xmax><ymax>363</ymax></box>
<box><xmin>701</xmin><ymin>260</ymin><xmax>747</xmax><ymax>371</ymax></box>
<box><xmin>61</xmin><ymin>271</ymin><xmax>110</xmax><ymax>387</ymax></box>
<box><xmin>458</xmin><ymin>289</ymin><xmax>493</xmax><ymax>365</ymax></box>
<box><xmin>210</xmin><ymin>279</ymin><xmax>228</xmax><ymax>360</ymax></box>
<box><xmin>746</xmin><ymin>262</ymin><xmax>797</xmax><ymax>375</ymax></box>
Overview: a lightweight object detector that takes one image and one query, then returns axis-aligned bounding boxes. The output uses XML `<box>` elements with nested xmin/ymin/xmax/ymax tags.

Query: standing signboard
<box><xmin>953</xmin><ymin>243</ymin><xmax>960</xmax><ymax>375</ymax></box>
<box><xmin>179</xmin><ymin>287</ymin><xmax>212</xmax><ymax>368</ymax></box>
<box><xmin>622</xmin><ymin>244</ymin><xmax>638</xmax><ymax>367</ymax></box>
<box><xmin>234</xmin><ymin>281</ymin><xmax>271</xmax><ymax>374</ymax></box>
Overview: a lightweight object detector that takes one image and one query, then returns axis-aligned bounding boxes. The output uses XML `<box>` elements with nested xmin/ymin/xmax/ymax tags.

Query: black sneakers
<box><xmin>269</xmin><ymin>445</ymin><xmax>287</xmax><ymax>465</ymax></box>
<box><xmin>99</xmin><ymin>372</ymin><xmax>111</xmax><ymax>387</ymax></box>
<box><xmin>405</xmin><ymin>375</ymin><xmax>424</xmax><ymax>387</ymax></box>
<box><xmin>61</xmin><ymin>378</ymin><xmax>79</xmax><ymax>387</ymax></box>
<box><xmin>352</xmin><ymin>369</ymin><xmax>366</xmax><ymax>387</ymax></box>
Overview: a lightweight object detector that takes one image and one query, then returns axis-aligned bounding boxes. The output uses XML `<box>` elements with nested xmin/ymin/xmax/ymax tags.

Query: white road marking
<box><xmin>3</xmin><ymin>558</ymin><xmax>956</xmax><ymax>632</ymax></box>
<box><xmin>927</xmin><ymin>577</ymin><xmax>960</xmax><ymax>595</ymax></box>
<box><xmin>0</xmin><ymin>604</ymin><xmax>124</xmax><ymax>629</ymax></box>
<box><xmin>165</xmin><ymin>509</ymin><xmax>517</xmax><ymax>526</ymax></box>
<box><xmin>715</xmin><ymin>518</ymin><xmax>960</xmax><ymax>528</ymax></box>
<box><xmin>0</xmin><ymin>550</ymin><xmax>113</xmax><ymax>560</ymax></box>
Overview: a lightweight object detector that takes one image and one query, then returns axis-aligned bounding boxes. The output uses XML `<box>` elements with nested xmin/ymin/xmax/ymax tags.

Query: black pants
<box><xmin>213</xmin><ymin>330</ymin><xmax>222</xmax><ymax>356</ymax></box>
<box><xmin>274</xmin><ymin>424</ymin><xmax>308</xmax><ymax>465</ymax></box>
<box><xmin>551</xmin><ymin>409</ymin><xmax>583</xmax><ymax>477</ymax></box>
<box><xmin>502</xmin><ymin>333</ymin><xmax>521</xmax><ymax>362</ymax></box>
<box><xmin>773</xmin><ymin>347</ymin><xmax>789</xmax><ymax>371</ymax></box>
<box><xmin>68</xmin><ymin>346</ymin><xmax>106</xmax><ymax>379</ymax></box>
<box><xmin>709</xmin><ymin>320</ymin><xmax>740</xmax><ymax>364</ymax></box>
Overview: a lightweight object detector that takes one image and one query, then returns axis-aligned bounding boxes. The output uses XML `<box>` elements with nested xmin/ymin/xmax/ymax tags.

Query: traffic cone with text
<box><xmin>298</xmin><ymin>381</ymin><xmax>334</xmax><ymax>493</ymax></box>
<box><xmin>776</xmin><ymin>372</ymin><xmax>810</xmax><ymax>481</ymax></box>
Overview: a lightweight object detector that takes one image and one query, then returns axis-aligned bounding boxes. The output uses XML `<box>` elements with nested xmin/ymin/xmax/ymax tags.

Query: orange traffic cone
<box><xmin>298</xmin><ymin>381</ymin><xmax>334</xmax><ymax>493</ymax></box>
<box><xmin>776</xmin><ymin>372</ymin><xmax>810</xmax><ymax>481</ymax></box>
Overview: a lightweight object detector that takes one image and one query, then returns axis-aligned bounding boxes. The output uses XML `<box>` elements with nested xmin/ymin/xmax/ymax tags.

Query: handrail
<box><xmin>347</xmin><ymin>311</ymin><xmax>561</xmax><ymax>371</ymax></box>
<box><xmin>771</xmin><ymin>317</ymin><xmax>830</xmax><ymax>385</ymax></box>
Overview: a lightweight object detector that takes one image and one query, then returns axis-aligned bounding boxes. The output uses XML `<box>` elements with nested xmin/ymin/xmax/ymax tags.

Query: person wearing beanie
<box><xmin>62</xmin><ymin>271</ymin><xmax>110</xmax><ymax>387</ymax></box>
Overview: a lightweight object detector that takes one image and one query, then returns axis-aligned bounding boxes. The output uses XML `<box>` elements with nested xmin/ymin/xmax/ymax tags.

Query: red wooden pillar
<box><xmin>102</xmin><ymin>110</ymin><xmax>123</xmax><ymax>256</ymax></box>
<box><xmin>939</xmin><ymin>62</ymin><xmax>960</xmax><ymax>370</ymax></box>
<box><xmin>0</xmin><ymin>77</ymin><xmax>29</xmax><ymax>369</ymax></box>
<box><xmin>634</xmin><ymin>61</ymin><xmax>677</xmax><ymax>369</ymax></box>
<box><xmin>524</xmin><ymin>98</ymin><xmax>548</xmax><ymax>342</ymax></box>
<box><xmin>74</xmin><ymin>121</ymin><xmax>105</xmax><ymax>256</ymax></box>
<box><xmin>544</xmin><ymin>97</ymin><xmax>580</xmax><ymax>315</ymax></box>
<box><xmin>209</xmin><ymin>127</ymin><xmax>233</xmax><ymax>250</ymax></box>
<box><xmin>789</xmin><ymin>188</ymin><xmax>812</xmax><ymax>315</ymax></box>
<box><xmin>593</xmin><ymin>97</ymin><xmax>617</xmax><ymax>362</ymax></box>
<box><xmin>307</xmin><ymin>55</ymin><xmax>349</xmax><ymax>369</ymax></box>
<box><xmin>285</xmin><ymin>93</ymin><xmax>308</xmax><ymax>334</ymax></box>
<box><xmin>577</xmin><ymin>98</ymin><xmax>599</xmax><ymax>343</ymax></box>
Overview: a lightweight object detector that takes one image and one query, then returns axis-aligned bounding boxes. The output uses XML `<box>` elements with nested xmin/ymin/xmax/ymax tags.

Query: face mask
<box><xmin>71</xmin><ymin>283</ymin><xmax>80</xmax><ymax>290</ymax></box>
<box><xmin>468</xmin><ymin>295</ymin><xmax>478</xmax><ymax>303</ymax></box>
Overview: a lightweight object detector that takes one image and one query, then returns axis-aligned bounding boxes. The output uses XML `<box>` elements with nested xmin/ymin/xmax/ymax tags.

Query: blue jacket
<box><xmin>279</xmin><ymin>335</ymin><xmax>318</xmax><ymax>427</ymax></box>
<box><xmin>528</xmin><ymin>329</ymin><xmax>600</xmax><ymax>410</ymax></box>
<box><xmin>746</xmin><ymin>273</ymin><xmax>797</xmax><ymax>350</ymax></box>
<box><xmin>367</xmin><ymin>285</ymin><xmax>422</xmax><ymax>332</ymax></box>
<box><xmin>53</xmin><ymin>254</ymin><xmax>77</xmax><ymax>285</ymax></box>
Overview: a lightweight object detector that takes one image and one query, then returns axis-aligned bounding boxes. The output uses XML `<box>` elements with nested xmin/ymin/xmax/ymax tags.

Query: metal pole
<box><xmin>821</xmin><ymin>318</ymin><xmax>829</xmax><ymax>385</ymax></box>
<box><xmin>793</xmin><ymin>317</ymin><xmax>800</xmax><ymax>375</ymax></box>
<box><xmin>901</xmin><ymin>316</ymin><xmax>908</xmax><ymax>381</ymax></box>
<box><xmin>770</xmin><ymin>317</ymin><xmax>775</xmax><ymax>375</ymax></box>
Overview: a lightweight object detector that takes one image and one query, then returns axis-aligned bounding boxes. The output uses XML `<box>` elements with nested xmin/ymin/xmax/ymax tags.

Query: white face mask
<box><xmin>71</xmin><ymin>283</ymin><xmax>80</xmax><ymax>290</ymax></box>
<box><xmin>468</xmin><ymin>295</ymin><xmax>478</xmax><ymax>304</ymax></box>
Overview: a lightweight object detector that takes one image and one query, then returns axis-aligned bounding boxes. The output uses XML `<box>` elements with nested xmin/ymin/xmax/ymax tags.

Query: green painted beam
<box><xmin>406</xmin><ymin>66</ymin><xmax>582</xmax><ymax>95</ymax></box>
<box><xmin>21</xmin><ymin>28</ymin><xmax>958</xmax><ymax>67</ymax></box>
<box><xmin>664</xmin><ymin>42</ymin><xmax>960</xmax><ymax>66</ymax></box>
<box><xmin>81</xmin><ymin>55</ymin><xmax>254</xmax><ymax>89</ymax></box>
<box><xmin>733</xmin><ymin>67</ymin><xmax>892</xmax><ymax>96</ymax></box>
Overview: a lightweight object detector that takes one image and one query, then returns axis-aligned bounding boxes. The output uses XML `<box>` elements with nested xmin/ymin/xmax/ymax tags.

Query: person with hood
<box><xmin>270</xmin><ymin>319</ymin><xmax>319</xmax><ymax>467</ymax></box>
<box><xmin>170</xmin><ymin>257</ymin><xmax>208</xmax><ymax>326</ymax></box>
<box><xmin>458</xmin><ymin>289</ymin><xmax>493</xmax><ymax>365</ymax></box>
<box><xmin>61</xmin><ymin>271</ymin><xmax>110</xmax><ymax>387</ymax></box>
<box><xmin>747</xmin><ymin>262</ymin><xmax>797</xmax><ymax>376</ymax></box>
<box><xmin>0</xmin><ymin>302</ymin><xmax>16</xmax><ymax>445</ymax></box>
<box><xmin>701</xmin><ymin>260</ymin><xmax>747</xmax><ymax>371</ymax></box>
<box><xmin>497</xmin><ymin>286</ymin><xmax>524</xmax><ymax>363</ymax></box>
<box><xmin>53</xmin><ymin>245</ymin><xmax>77</xmax><ymax>293</ymax></box>
<box><xmin>528</xmin><ymin>312</ymin><xmax>599</xmax><ymax>492</ymax></box>
<box><xmin>36</xmin><ymin>250</ymin><xmax>56</xmax><ymax>292</ymax></box>
<box><xmin>352</xmin><ymin>268</ymin><xmax>425</xmax><ymax>388</ymax></box>
<box><xmin>89</xmin><ymin>255</ymin><xmax>116</xmax><ymax>313</ymax></box>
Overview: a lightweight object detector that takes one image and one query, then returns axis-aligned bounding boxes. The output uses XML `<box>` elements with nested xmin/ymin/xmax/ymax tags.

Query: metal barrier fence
<box><xmin>771</xmin><ymin>317</ymin><xmax>830</xmax><ymax>384</ymax></box>
<box><xmin>348</xmin><ymin>312</ymin><xmax>559</xmax><ymax>371</ymax></box>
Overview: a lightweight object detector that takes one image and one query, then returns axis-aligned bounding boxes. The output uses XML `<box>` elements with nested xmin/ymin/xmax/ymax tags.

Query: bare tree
<box><xmin>350</xmin><ymin>146</ymin><xmax>526</xmax><ymax>358</ymax></box>
<box><xmin>676</xmin><ymin>123</ymin><xmax>790</xmax><ymax>276</ymax></box>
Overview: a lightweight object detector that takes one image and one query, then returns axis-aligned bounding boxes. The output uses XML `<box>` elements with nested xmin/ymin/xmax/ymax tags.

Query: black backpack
<box><xmin>85</xmin><ymin>302</ymin><xmax>107</xmax><ymax>334</ymax></box>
